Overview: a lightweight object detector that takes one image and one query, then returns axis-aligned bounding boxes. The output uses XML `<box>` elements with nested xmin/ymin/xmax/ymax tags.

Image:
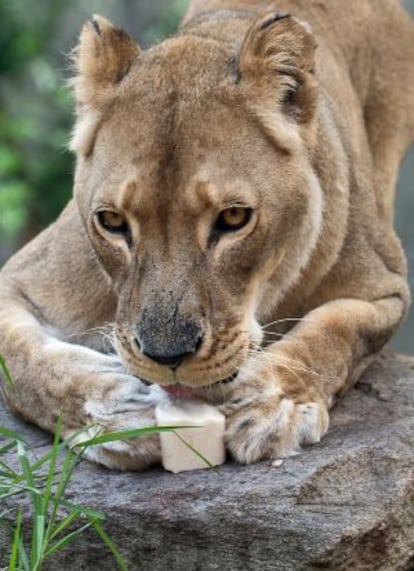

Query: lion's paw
<box><xmin>221</xmin><ymin>384</ymin><xmax>329</xmax><ymax>464</ymax></box>
<box><xmin>69</xmin><ymin>378</ymin><xmax>166</xmax><ymax>471</ymax></box>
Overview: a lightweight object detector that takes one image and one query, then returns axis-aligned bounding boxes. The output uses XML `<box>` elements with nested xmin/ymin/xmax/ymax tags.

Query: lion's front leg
<box><xmin>222</xmin><ymin>295</ymin><xmax>406</xmax><ymax>464</ymax></box>
<box><xmin>0</xmin><ymin>295</ymin><xmax>162</xmax><ymax>471</ymax></box>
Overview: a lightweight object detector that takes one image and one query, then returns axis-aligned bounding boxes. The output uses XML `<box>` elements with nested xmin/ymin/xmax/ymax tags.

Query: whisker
<box><xmin>260</xmin><ymin>332</ymin><xmax>314</xmax><ymax>353</ymax></box>
<box><xmin>261</xmin><ymin>317</ymin><xmax>313</xmax><ymax>330</ymax></box>
<box><xmin>247</xmin><ymin>344</ymin><xmax>319</xmax><ymax>378</ymax></box>
<box><xmin>65</xmin><ymin>324</ymin><xmax>117</xmax><ymax>353</ymax></box>
<box><xmin>261</xmin><ymin>331</ymin><xmax>284</xmax><ymax>337</ymax></box>
<box><xmin>247</xmin><ymin>355</ymin><xmax>315</xmax><ymax>380</ymax></box>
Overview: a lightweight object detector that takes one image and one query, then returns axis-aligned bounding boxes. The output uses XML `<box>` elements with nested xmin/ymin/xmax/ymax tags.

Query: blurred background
<box><xmin>0</xmin><ymin>0</ymin><xmax>413</xmax><ymax>353</ymax></box>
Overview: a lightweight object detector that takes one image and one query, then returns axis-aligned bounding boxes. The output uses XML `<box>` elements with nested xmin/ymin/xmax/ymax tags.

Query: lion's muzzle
<box><xmin>136</xmin><ymin>305</ymin><xmax>204</xmax><ymax>369</ymax></box>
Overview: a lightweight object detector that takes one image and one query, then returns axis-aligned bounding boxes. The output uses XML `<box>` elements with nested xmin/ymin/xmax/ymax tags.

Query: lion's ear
<box><xmin>238</xmin><ymin>13</ymin><xmax>317</xmax><ymax>124</ymax></box>
<box><xmin>70</xmin><ymin>15</ymin><xmax>140</xmax><ymax>155</ymax></box>
<box><xmin>74</xmin><ymin>15</ymin><xmax>140</xmax><ymax>99</ymax></box>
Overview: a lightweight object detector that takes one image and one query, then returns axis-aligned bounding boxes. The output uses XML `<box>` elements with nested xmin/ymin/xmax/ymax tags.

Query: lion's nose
<box><xmin>136</xmin><ymin>327</ymin><xmax>204</xmax><ymax>370</ymax></box>
<box><xmin>141</xmin><ymin>350</ymin><xmax>190</xmax><ymax>370</ymax></box>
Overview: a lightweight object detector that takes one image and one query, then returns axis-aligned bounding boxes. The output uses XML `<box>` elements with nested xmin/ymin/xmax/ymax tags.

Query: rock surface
<box><xmin>1</xmin><ymin>351</ymin><xmax>413</xmax><ymax>570</ymax></box>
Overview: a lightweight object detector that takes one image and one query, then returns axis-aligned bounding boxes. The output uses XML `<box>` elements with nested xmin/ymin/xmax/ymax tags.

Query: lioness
<box><xmin>0</xmin><ymin>0</ymin><xmax>413</xmax><ymax>470</ymax></box>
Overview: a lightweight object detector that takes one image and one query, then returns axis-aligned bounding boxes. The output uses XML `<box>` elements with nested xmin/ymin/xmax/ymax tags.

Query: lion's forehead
<box><xmin>91</xmin><ymin>90</ymin><xmax>280</xmax><ymax>203</ymax></box>
<box><xmin>126</xmin><ymin>35</ymin><xmax>236</xmax><ymax>105</ymax></box>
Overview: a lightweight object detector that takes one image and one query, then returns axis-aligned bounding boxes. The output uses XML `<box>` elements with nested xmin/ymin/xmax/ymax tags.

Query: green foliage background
<box><xmin>0</xmin><ymin>0</ymin><xmax>187</xmax><ymax>261</ymax></box>
<box><xmin>1</xmin><ymin>1</ymin><xmax>71</xmax><ymax>249</ymax></box>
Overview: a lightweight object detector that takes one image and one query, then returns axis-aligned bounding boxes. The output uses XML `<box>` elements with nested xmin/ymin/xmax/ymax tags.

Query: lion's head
<box><xmin>71</xmin><ymin>13</ymin><xmax>324</xmax><ymax>392</ymax></box>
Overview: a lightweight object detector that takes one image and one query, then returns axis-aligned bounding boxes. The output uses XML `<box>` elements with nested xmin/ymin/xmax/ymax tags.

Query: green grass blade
<box><xmin>23</xmin><ymin>423</ymin><xmax>90</xmax><ymax>475</ymax></box>
<box><xmin>43</xmin><ymin>418</ymin><xmax>63</xmax><ymax>542</ymax></box>
<box><xmin>0</xmin><ymin>484</ymin><xmax>44</xmax><ymax>501</ymax></box>
<box><xmin>16</xmin><ymin>441</ymin><xmax>41</xmax><ymax>513</ymax></box>
<box><xmin>0</xmin><ymin>425</ymin><xmax>25</xmax><ymax>442</ymax></box>
<box><xmin>48</xmin><ymin>449</ymin><xmax>78</xmax><ymax>535</ymax></box>
<box><xmin>26</xmin><ymin>444</ymin><xmax>65</xmax><ymax>474</ymax></box>
<box><xmin>16</xmin><ymin>440</ymin><xmax>45</xmax><ymax>569</ymax></box>
<box><xmin>77</xmin><ymin>425</ymin><xmax>201</xmax><ymax>448</ymax></box>
<box><xmin>8</xmin><ymin>509</ymin><xmax>22</xmax><ymax>571</ymax></box>
<box><xmin>16</xmin><ymin>534</ymin><xmax>30</xmax><ymax>571</ymax></box>
<box><xmin>56</xmin><ymin>498</ymin><xmax>106</xmax><ymax>522</ymax></box>
<box><xmin>173</xmin><ymin>432</ymin><xmax>216</xmax><ymax>470</ymax></box>
<box><xmin>32</xmin><ymin>514</ymin><xmax>45</xmax><ymax>570</ymax></box>
<box><xmin>48</xmin><ymin>512</ymin><xmax>79</xmax><ymax>542</ymax></box>
<box><xmin>0</xmin><ymin>355</ymin><xmax>14</xmax><ymax>389</ymax></box>
<box><xmin>44</xmin><ymin>522</ymin><xmax>92</xmax><ymax>558</ymax></box>
<box><xmin>0</xmin><ymin>441</ymin><xmax>17</xmax><ymax>455</ymax></box>
<box><xmin>63</xmin><ymin>423</ymin><xmax>103</xmax><ymax>447</ymax></box>
<box><xmin>91</xmin><ymin>521</ymin><xmax>129</xmax><ymax>571</ymax></box>
<box><xmin>0</xmin><ymin>458</ymin><xmax>19</xmax><ymax>477</ymax></box>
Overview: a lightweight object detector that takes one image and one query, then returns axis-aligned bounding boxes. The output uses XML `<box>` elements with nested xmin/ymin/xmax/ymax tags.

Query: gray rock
<box><xmin>1</xmin><ymin>351</ymin><xmax>413</xmax><ymax>570</ymax></box>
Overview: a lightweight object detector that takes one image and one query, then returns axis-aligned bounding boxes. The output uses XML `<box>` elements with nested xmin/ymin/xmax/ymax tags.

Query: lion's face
<box><xmin>72</xmin><ymin>15</ymin><xmax>322</xmax><ymax>390</ymax></box>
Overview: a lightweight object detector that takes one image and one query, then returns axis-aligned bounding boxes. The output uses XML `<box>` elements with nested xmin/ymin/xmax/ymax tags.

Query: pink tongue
<box><xmin>162</xmin><ymin>385</ymin><xmax>198</xmax><ymax>399</ymax></box>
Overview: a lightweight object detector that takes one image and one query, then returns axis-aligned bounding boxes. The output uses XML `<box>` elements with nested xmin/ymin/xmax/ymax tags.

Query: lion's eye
<box><xmin>215</xmin><ymin>207</ymin><xmax>253</xmax><ymax>233</ymax></box>
<box><xmin>96</xmin><ymin>210</ymin><xmax>129</xmax><ymax>235</ymax></box>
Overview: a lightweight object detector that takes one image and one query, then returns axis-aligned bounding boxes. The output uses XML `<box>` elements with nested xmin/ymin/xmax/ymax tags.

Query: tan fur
<box><xmin>0</xmin><ymin>0</ymin><xmax>413</xmax><ymax>469</ymax></box>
